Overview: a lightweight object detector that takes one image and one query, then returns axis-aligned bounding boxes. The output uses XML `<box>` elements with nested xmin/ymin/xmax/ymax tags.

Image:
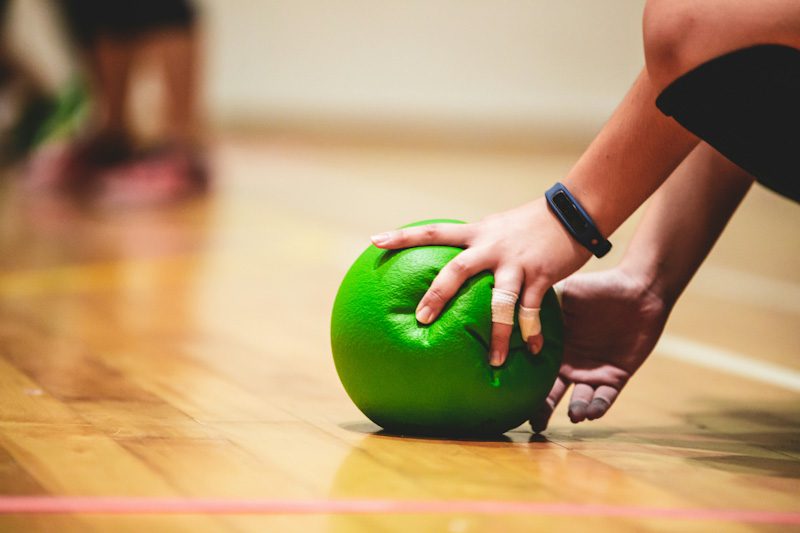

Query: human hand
<box><xmin>530</xmin><ymin>267</ymin><xmax>671</xmax><ymax>432</ymax></box>
<box><xmin>371</xmin><ymin>198</ymin><xmax>592</xmax><ymax>366</ymax></box>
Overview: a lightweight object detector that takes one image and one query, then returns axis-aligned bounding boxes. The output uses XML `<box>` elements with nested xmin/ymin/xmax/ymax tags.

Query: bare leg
<box><xmin>564</xmin><ymin>0</ymin><xmax>800</xmax><ymax>235</ymax></box>
<box><xmin>148</xmin><ymin>26</ymin><xmax>207</xmax><ymax>184</ymax></box>
<box><xmin>644</xmin><ymin>0</ymin><xmax>800</xmax><ymax>90</ymax></box>
<box><xmin>155</xmin><ymin>28</ymin><xmax>200</xmax><ymax>146</ymax></box>
<box><xmin>97</xmin><ymin>27</ymin><xmax>207</xmax><ymax>207</ymax></box>
<box><xmin>87</xmin><ymin>35</ymin><xmax>134</xmax><ymax>141</ymax></box>
<box><xmin>25</xmin><ymin>36</ymin><xmax>135</xmax><ymax>188</ymax></box>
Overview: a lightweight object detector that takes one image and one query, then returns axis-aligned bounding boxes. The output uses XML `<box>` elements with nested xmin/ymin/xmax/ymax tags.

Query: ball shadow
<box><xmin>550</xmin><ymin>400</ymin><xmax>800</xmax><ymax>479</ymax></box>
<box><xmin>340</xmin><ymin>421</ymin><xmax>552</xmax><ymax>444</ymax></box>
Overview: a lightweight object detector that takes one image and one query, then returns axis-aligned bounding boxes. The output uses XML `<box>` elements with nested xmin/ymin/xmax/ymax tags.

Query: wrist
<box><xmin>560</xmin><ymin>177</ymin><xmax>623</xmax><ymax>239</ymax></box>
<box><xmin>545</xmin><ymin>182</ymin><xmax>612</xmax><ymax>258</ymax></box>
<box><xmin>617</xmin><ymin>254</ymin><xmax>679</xmax><ymax>310</ymax></box>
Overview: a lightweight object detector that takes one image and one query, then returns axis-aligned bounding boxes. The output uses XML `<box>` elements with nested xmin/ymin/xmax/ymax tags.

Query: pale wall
<box><xmin>6</xmin><ymin>0</ymin><xmax>647</xmax><ymax>139</ymax></box>
<box><xmin>199</xmin><ymin>1</ymin><xmax>646</xmax><ymax>137</ymax></box>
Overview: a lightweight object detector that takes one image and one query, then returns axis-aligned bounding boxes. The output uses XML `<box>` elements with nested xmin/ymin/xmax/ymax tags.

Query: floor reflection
<box><xmin>0</xmin><ymin>176</ymin><xmax>215</xmax><ymax>401</ymax></box>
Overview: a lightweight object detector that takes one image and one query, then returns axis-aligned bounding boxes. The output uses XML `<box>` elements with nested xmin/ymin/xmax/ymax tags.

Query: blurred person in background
<box><xmin>0</xmin><ymin>0</ymin><xmax>61</xmax><ymax>165</ymax></box>
<box><xmin>8</xmin><ymin>0</ymin><xmax>206</xmax><ymax>205</ymax></box>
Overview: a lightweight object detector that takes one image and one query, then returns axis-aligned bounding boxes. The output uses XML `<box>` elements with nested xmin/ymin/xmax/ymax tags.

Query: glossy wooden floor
<box><xmin>0</xmin><ymin>135</ymin><xmax>798</xmax><ymax>532</ymax></box>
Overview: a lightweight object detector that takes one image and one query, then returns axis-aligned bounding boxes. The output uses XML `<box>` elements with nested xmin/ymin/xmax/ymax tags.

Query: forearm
<box><xmin>619</xmin><ymin>142</ymin><xmax>754</xmax><ymax>307</ymax></box>
<box><xmin>562</xmin><ymin>69</ymin><xmax>699</xmax><ymax>237</ymax></box>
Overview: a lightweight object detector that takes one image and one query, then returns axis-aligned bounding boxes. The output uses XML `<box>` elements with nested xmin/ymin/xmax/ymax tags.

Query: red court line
<box><xmin>1</xmin><ymin>497</ymin><xmax>799</xmax><ymax>524</ymax></box>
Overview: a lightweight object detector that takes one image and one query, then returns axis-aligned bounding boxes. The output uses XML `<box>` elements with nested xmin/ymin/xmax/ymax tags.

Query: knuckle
<box><xmin>481</xmin><ymin>241</ymin><xmax>502</xmax><ymax>259</ymax></box>
<box><xmin>605</xmin><ymin>368</ymin><xmax>630</xmax><ymax>389</ymax></box>
<box><xmin>611</xmin><ymin>374</ymin><xmax>629</xmax><ymax>390</ymax></box>
<box><xmin>426</xmin><ymin>286</ymin><xmax>449</xmax><ymax>305</ymax></box>
<box><xmin>423</xmin><ymin>225</ymin><xmax>440</xmax><ymax>240</ymax></box>
<box><xmin>511</xmin><ymin>248</ymin><xmax>529</xmax><ymax>263</ymax></box>
<box><xmin>524</xmin><ymin>262</ymin><xmax>546</xmax><ymax>279</ymax></box>
<box><xmin>491</xmin><ymin>328</ymin><xmax>510</xmax><ymax>344</ymax></box>
<box><xmin>448</xmin><ymin>256</ymin><xmax>469</xmax><ymax>275</ymax></box>
<box><xmin>524</xmin><ymin>265</ymin><xmax>555</xmax><ymax>294</ymax></box>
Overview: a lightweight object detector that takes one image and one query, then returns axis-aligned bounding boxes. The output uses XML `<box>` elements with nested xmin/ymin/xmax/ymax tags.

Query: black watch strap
<box><xmin>545</xmin><ymin>182</ymin><xmax>612</xmax><ymax>258</ymax></box>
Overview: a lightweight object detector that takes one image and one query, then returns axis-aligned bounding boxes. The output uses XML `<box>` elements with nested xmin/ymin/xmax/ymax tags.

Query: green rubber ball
<box><xmin>331</xmin><ymin>220</ymin><xmax>563</xmax><ymax>437</ymax></box>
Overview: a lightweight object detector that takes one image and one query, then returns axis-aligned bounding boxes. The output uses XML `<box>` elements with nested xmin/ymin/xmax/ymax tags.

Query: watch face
<box><xmin>553</xmin><ymin>191</ymin><xmax>589</xmax><ymax>233</ymax></box>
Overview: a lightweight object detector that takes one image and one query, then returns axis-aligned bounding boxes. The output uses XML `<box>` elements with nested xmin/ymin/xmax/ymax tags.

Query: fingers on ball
<box><xmin>489</xmin><ymin>323</ymin><xmax>514</xmax><ymax>367</ymax></box>
<box><xmin>527</xmin><ymin>334</ymin><xmax>544</xmax><ymax>355</ymax></box>
<box><xmin>520</xmin><ymin>282</ymin><xmax>547</xmax><ymax>354</ymax></box>
<box><xmin>371</xmin><ymin>223</ymin><xmax>471</xmax><ymax>249</ymax></box>
<box><xmin>489</xmin><ymin>269</ymin><xmax>523</xmax><ymax>367</ymax></box>
<box><xmin>416</xmin><ymin>249</ymin><xmax>486</xmax><ymax>324</ymax></box>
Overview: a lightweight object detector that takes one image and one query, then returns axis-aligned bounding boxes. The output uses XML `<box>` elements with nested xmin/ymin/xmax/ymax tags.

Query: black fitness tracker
<box><xmin>545</xmin><ymin>182</ymin><xmax>612</xmax><ymax>258</ymax></box>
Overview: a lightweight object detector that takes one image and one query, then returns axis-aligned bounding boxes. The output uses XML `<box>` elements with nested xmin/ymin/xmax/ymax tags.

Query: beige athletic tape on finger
<box><xmin>519</xmin><ymin>305</ymin><xmax>541</xmax><ymax>341</ymax></box>
<box><xmin>491</xmin><ymin>288</ymin><xmax>518</xmax><ymax>325</ymax></box>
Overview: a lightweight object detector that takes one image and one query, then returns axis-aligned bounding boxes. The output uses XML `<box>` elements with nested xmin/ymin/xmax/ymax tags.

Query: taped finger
<box><xmin>491</xmin><ymin>288</ymin><xmax>518</xmax><ymax>326</ymax></box>
<box><xmin>488</xmin><ymin>269</ymin><xmax>523</xmax><ymax>367</ymax></box>
<box><xmin>518</xmin><ymin>306</ymin><xmax>541</xmax><ymax>341</ymax></box>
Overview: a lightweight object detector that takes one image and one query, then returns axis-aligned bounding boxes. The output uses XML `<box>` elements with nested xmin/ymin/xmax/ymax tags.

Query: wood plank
<box><xmin>0</xmin><ymin>136</ymin><xmax>796</xmax><ymax>532</ymax></box>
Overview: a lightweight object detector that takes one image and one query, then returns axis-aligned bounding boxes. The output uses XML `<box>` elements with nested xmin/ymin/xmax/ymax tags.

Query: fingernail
<box><xmin>489</xmin><ymin>351</ymin><xmax>503</xmax><ymax>367</ymax></box>
<box><xmin>416</xmin><ymin>305</ymin><xmax>433</xmax><ymax>324</ymax></box>
<box><xmin>370</xmin><ymin>233</ymin><xmax>391</xmax><ymax>246</ymax></box>
<box><xmin>568</xmin><ymin>401</ymin><xmax>588</xmax><ymax>423</ymax></box>
<box><xmin>586</xmin><ymin>398</ymin><xmax>610</xmax><ymax>420</ymax></box>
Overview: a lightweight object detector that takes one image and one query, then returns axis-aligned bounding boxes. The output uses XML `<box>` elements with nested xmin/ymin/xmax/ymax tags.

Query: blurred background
<box><xmin>0</xmin><ymin>0</ymin><xmax>796</xmax><ymax>369</ymax></box>
<box><xmin>0</xmin><ymin>4</ymin><xmax>798</xmax><ymax>528</ymax></box>
<box><xmin>2</xmin><ymin>0</ymin><xmax>644</xmax><ymax>152</ymax></box>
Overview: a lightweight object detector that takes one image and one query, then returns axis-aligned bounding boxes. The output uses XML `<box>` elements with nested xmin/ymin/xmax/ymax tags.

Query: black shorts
<box><xmin>58</xmin><ymin>0</ymin><xmax>197</xmax><ymax>46</ymax></box>
<box><xmin>657</xmin><ymin>45</ymin><xmax>800</xmax><ymax>202</ymax></box>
